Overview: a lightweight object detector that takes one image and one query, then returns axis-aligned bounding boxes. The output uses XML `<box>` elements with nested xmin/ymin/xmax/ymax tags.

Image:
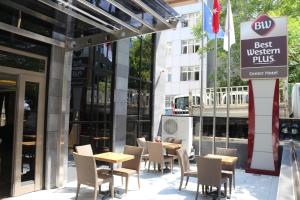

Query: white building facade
<box><xmin>153</xmin><ymin>0</ymin><xmax>207</xmax><ymax>136</ymax></box>
<box><xmin>162</xmin><ymin>1</ymin><xmax>206</xmax><ymax>112</ymax></box>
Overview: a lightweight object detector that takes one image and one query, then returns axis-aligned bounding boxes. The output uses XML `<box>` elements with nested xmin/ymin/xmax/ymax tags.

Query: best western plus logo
<box><xmin>251</xmin><ymin>15</ymin><xmax>275</xmax><ymax>36</ymax></box>
<box><xmin>240</xmin><ymin>15</ymin><xmax>287</xmax><ymax>79</ymax></box>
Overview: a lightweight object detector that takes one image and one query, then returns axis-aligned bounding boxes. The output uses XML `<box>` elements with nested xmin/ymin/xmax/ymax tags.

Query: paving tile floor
<box><xmin>6</xmin><ymin>161</ymin><xmax>278</xmax><ymax>200</ymax></box>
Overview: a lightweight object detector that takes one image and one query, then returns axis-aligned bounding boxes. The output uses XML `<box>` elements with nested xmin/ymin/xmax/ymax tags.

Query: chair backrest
<box><xmin>73</xmin><ymin>152</ymin><xmax>97</xmax><ymax>187</ymax></box>
<box><xmin>166</xmin><ymin>138</ymin><xmax>182</xmax><ymax>155</ymax></box>
<box><xmin>164</xmin><ymin>137</ymin><xmax>175</xmax><ymax>143</ymax></box>
<box><xmin>196</xmin><ymin>156</ymin><xmax>222</xmax><ymax>187</ymax></box>
<box><xmin>75</xmin><ymin>144</ymin><xmax>93</xmax><ymax>156</ymax></box>
<box><xmin>176</xmin><ymin>148</ymin><xmax>190</xmax><ymax>175</ymax></box>
<box><xmin>136</xmin><ymin>137</ymin><xmax>148</xmax><ymax>155</ymax></box>
<box><xmin>147</xmin><ymin>142</ymin><xmax>164</xmax><ymax>163</ymax></box>
<box><xmin>122</xmin><ymin>145</ymin><xmax>143</xmax><ymax>171</ymax></box>
<box><xmin>216</xmin><ymin>147</ymin><xmax>237</xmax><ymax>157</ymax></box>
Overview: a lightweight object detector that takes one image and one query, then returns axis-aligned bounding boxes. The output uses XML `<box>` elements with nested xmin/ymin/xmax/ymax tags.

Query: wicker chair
<box><xmin>165</xmin><ymin>138</ymin><xmax>182</xmax><ymax>160</ymax></box>
<box><xmin>136</xmin><ymin>137</ymin><xmax>149</xmax><ymax>167</ymax></box>
<box><xmin>75</xmin><ymin>144</ymin><xmax>94</xmax><ymax>155</ymax></box>
<box><xmin>216</xmin><ymin>147</ymin><xmax>238</xmax><ymax>194</ymax></box>
<box><xmin>195</xmin><ymin>156</ymin><xmax>228</xmax><ymax>200</ymax></box>
<box><xmin>73</xmin><ymin>152</ymin><xmax>114</xmax><ymax>200</ymax></box>
<box><xmin>75</xmin><ymin>144</ymin><xmax>110</xmax><ymax>174</ymax></box>
<box><xmin>147</xmin><ymin>141</ymin><xmax>173</xmax><ymax>175</ymax></box>
<box><xmin>176</xmin><ymin>148</ymin><xmax>197</xmax><ymax>190</ymax></box>
<box><xmin>113</xmin><ymin>145</ymin><xmax>143</xmax><ymax>193</ymax></box>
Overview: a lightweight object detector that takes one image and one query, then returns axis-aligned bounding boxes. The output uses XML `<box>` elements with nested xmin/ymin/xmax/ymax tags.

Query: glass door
<box><xmin>13</xmin><ymin>74</ymin><xmax>45</xmax><ymax>196</ymax></box>
<box><xmin>0</xmin><ymin>73</ymin><xmax>17</xmax><ymax>198</ymax></box>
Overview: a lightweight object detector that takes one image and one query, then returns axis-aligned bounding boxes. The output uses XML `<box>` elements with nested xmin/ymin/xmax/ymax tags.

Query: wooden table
<box><xmin>161</xmin><ymin>142</ymin><xmax>182</xmax><ymax>150</ymax></box>
<box><xmin>94</xmin><ymin>152</ymin><xmax>134</xmax><ymax>164</ymax></box>
<box><xmin>205</xmin><ymin>154</ymin><xmax>238</xmax><ymax>165</ymax></box>
<box><xmin>94</xmin><ymin>152</ymin><xmax>134</xmax><ymax>198</ymax></box>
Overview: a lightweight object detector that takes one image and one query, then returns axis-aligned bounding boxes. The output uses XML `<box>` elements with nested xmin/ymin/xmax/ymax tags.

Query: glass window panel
<box><xmin>188</xmin><ymin>44</ymin><xmax>194</xmax><ymax>53</ymax></box>
<box><xmin>129</xmin><ymin>37</ymin><xmax>141</xmax><ymax>78</ymax></box>
<box><xmin>141</xmin><ymin>34</ymin><xmax>153</xmax><ymax>81</ymax></box>
<box><xmin>0</xmin><ymin>50</ymin><xmax>45</xmax><ymax>73</ymax></box>
<box><xmin>21</xmin><ymin>82</ymin><xmax>39</xmax><ymax>184</ymax></box>
<box><xmin>188</xmin><ymin>72</ymin><xmax>192</xmax><ymax>80</ymax></box>
<box><xmin>181</xmin><ymin>73</ymin><xmax>187</xmax><ymax>81</ymax></box>
<box><xmin>167</xmin><ymin>73</ymin><xmax>172</xmax><ymax>82</ymax></box>
<box><xmin>195</xmin><ymin>71</ymin><xmax>199</xmax><ymax>80</ymax></box>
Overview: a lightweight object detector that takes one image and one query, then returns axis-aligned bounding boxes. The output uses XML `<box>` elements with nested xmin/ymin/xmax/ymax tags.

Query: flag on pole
<box><xmin>204</xmin><ymin>2</ymin><xmax>224</xmax><ymax>40</ymax></box>
<box><xmin>223</xmin><ymin>0</ymin><xmax>236</xmax><ymax>51</ymax></box>
<box><xmin>212</xmin><ymin>0</ymin><xmax>221</xmax><ymax>34</ymax></box>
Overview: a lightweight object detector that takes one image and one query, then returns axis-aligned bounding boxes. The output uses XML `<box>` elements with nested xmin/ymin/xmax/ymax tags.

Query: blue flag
<box><xmin>204</xmin><ymin>3</ymin><xmax>224</xmax><ymax>39</ymax></box>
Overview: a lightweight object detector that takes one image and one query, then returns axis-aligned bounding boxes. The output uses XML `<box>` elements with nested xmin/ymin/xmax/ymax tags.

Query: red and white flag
<box><xmin>212</xmin><ymin>0</ymin><xmax>221</xmax><ymax>34</ymax></box>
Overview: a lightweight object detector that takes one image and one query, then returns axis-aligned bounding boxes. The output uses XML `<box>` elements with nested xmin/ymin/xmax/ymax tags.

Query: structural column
<box><xmin>45</xmin><ymin>44</ymin><xmax>73</xmax><ymax>188</ymax></box>
<box><xmin>112</xmin><ymin>39</ymin><xmax>130</xmax><ymax>153</ymax></box>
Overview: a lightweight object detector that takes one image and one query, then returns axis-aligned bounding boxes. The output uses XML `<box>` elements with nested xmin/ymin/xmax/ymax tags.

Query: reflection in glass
<box><xmin>127</xmin><ymin>34</ymin><xmax>154</xmax><ymax>145</ymax></box>
<box><xmin>70</xmin><ymin>43</ymin><xmax>114</xmax><ymax>153</ymax></box>
<box><xmin>21</xmin><ymin>82</ymin><xmax>39</xmax><ymax>184</ymax></box>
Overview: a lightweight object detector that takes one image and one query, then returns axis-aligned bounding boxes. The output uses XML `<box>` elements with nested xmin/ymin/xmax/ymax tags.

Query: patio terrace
<box><xmin>5</xmin><ymin>160</ymin><xmax>278</xmax><ymax>200</ymax></box>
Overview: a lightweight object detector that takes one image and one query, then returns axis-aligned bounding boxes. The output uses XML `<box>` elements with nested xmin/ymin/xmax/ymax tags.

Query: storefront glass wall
<box><xmin>70</xmin><ymin>43</ymin><xmax>115</xmax><ymax>153</ymax></box>
<box><xmin>127</xmin><ymin>34</ymin><xmax>154</xmax><ymax>145</ymax></box>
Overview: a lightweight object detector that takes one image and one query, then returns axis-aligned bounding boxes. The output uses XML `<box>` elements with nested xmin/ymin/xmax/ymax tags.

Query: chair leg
<box><xmin>224</xmin><ymin>182</ymin><xmax>227</xmax><ymax>198</ymax></box>
<box><xmin>229</xmin><ymin>176</ymin><xmax>232</xmax><ymax>194</ymax></box>
<box><xmin>185</xmin><ymin>176</ymin><xmax>189</xmax><ymax>188</ymax></box>
<box><xmin>233</xmin><ymin>170</ymin><xmax>235</xmax><ymax>189</ymax></box>
<box><xmin>161</xmin><ymin>163</ymin><xmax>163</xmax><ymax>175</ymax></box>
<box><xmin>195</xmin><ymin>182</ymin><xmax>199</xmax><ymax>200</ymax></box>
<box><xmin>109</xmin><ymin>181</ymin><xmax>114</xmax><ymax>199</ymax></box>
<box><xmin>171</xmin><ymin>160</ymin><xmax>173</xmax><ymax>173</ymax></box>
<box><xmin>217</xmin><ymin>186</ymin><xmax>221</xmax><ymax>199</ymax></box>
<box><xmin>75</xmin><ymin>183</ymin><xmax>80</xmax><ymax>200</ymax></box>
<box><xmin>144</xmin><ymin>158</ymin><xmax>147</xmax><ymax>168</ymax></box>
<box><xmin>125</xmin><ymin>177</ymin><xmax>129</xmax><ymax>194</ymax></box>
<box><xmin>148</xmin><ymin>161</ymin><xmax>151</xmax><ymax>172</ymax></box>
<box><xmin>93</xmin><ymin>187</ymin><xmax>98</xmax><ymax>200</ymax></box>
<box><xmin>138</xmin><ymin>172</ymin><xmax>141</xmax><ymax>190</ymax></box>
<box><xmin>179</xmin><ymin>175</ymin><xmax>184</xmax><ymax>191</ymax></box>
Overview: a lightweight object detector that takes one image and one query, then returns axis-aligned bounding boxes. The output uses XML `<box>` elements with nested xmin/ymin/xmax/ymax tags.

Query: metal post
<box><xmin>226</xmin><ymin>0</ymin><xmax>231</xmax><ymax>148</ymax></box>
<box><xmin>199</xmin><ymin>0</ymin><xmax>205</xmax><ymax>156</ymax></box>
<box><xmin>212</xmin><ymin>33</ymin><xmax>217</xmax><ymax>154</ymax></box>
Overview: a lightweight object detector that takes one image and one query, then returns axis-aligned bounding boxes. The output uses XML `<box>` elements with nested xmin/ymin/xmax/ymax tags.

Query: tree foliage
<box><xmin>193</xmin><ymin>0</ymin><xmax>300</xmax><ymax>86</ymax></box>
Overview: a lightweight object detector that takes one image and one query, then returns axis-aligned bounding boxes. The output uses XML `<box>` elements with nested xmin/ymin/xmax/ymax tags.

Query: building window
<box><xmin>181</xmin><ymin>39</ymin><xmax>200</xmax><ymax>54</ymax></box>
<box><xmin>167</xmin><ymin>73</ymin><xmax>172</xmax><ymax>82</ymax></box>
<box><xmin>180</xmin><ymin>66</ymin><xmax>200</xmax><ymax>81</ymax></box>
<box><xmin>194</xmin><ymin>67</ymin><xmax>200</xmax><ymax>80</ymax></box>
<box><xmin>181</xmin><ymin>12</ymin><xmax>200</xmax><ymax>28</ymax></box>
<box><xmin>165</xmin><ymin>42</ymin><xmax>172</xmax><ymax>56</ymax></box>
<box><xmin>165</xmin><ymin>96</ymin><xmax>174</xmax><ymax>108</ymax></box>
<box><xmin>166</xmin><ymin>68</ymin><xmax>172</xmax><ymax>82</ymax></box>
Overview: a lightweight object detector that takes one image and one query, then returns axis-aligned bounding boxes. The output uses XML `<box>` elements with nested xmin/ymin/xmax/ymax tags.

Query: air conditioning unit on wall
<box><xmin>161</xmin><ymin>116</ymin><xmax>193</xmax><ymax>156</ymax></box>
